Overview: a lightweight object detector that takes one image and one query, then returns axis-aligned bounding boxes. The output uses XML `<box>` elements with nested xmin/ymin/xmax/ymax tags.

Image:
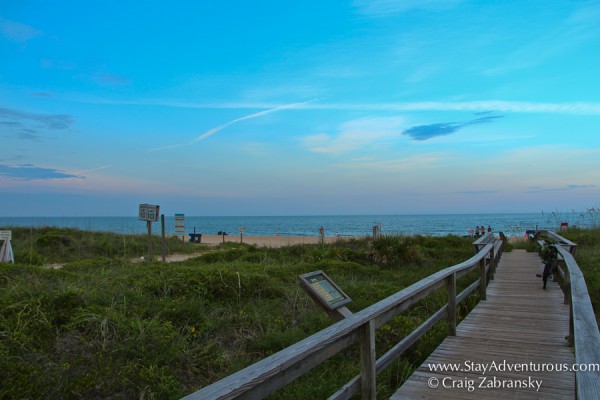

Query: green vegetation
<box><xmin>9</xmin><ymin>227</ymin><xmax>592</xmax><ymax>399</ymax></box>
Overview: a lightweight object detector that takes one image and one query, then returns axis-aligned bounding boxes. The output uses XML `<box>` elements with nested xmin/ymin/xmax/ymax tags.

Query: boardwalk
<box><xmin>391</xmin><ymin>250</ymin><xmax>575</xmax><ymax>399</ymax></box>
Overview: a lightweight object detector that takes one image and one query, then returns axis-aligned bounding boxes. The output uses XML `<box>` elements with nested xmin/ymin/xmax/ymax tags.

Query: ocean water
<box><xmin>0</xmin><ymin>212</ymin><xmax>597</xmax><ymax>238</ymax></box>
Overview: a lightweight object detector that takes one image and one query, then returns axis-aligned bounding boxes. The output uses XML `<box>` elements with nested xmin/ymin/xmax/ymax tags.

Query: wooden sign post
<box><xmin>139</xmin><ymin>204</ymin><xmax>160</xmax><ymax>262</ymax></box>
<box><xmin>299</xmin><ymin>270</ymin><xmax>352</xmax><ymax>321</ymax></box>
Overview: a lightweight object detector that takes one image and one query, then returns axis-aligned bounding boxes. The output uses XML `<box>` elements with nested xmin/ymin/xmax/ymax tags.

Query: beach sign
<box><xmin>299</xmin><ymin>270</ymin><xmax>351</xmax><ymax>311</ymax></box>
<box><xmin>0</xmin><ymin>230</ymin><xmax>14</xmax><ymax>263</ymax></box>
<box><xmin>139</xmin><ymin>204</ymin><xmax>160</xmax><ymax>222</ymax></box>
<box><xmin>175</xmin><ymin>214</ymin><xmax>185</xmax><ymax>236</ymax></box>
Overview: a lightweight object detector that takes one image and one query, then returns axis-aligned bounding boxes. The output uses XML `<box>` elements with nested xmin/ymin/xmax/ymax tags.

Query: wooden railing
<box><xmin>181</xmin><ymin>233</ymin><xmax>503</xmax><ymax>400</ymax></box>
<box><xmin>541</xmin><ymin>231</ymin><xmax>600</xmax><ymax>400</ymax></box>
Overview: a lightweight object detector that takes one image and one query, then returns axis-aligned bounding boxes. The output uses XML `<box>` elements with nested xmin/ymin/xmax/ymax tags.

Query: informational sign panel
<box><xmin>299</xmin><ymin>270</ymin><xmax>351</xmax><ymax>310</ymax></box>
<box><xmin>0</xmin><ymin>230</ymin><xmax>14</xmax><ymax>263</ymax></box>
<box><xmin>175</xmin><ymin>214</ymin><xmax>185</xmax><ymax>235</ymax></box>
<box><xmin>139</xmin><ymin>204</ymin><xmax>160</xmax><ymax>222</ymax></box>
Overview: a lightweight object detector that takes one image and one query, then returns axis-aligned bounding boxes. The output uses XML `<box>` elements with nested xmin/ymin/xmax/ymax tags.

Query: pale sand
<box><xmin>190</xmin><ymin>234</ymin><xmax>354</xmax><ymax>248</ymax></box>
<box><xmin>192</xmin><ymin>234</ymin><xmax>527</xmax><ymax>248</ymax></box>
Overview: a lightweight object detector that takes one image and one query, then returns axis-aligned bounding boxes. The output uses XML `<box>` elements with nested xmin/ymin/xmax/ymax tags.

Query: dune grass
<box><xmin>3</xmin><ymin>227</ymin><xmax>596</xmax><ymax>399</ymax></box>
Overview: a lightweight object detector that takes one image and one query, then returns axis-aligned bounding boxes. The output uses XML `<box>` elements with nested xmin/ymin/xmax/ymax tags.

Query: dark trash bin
<box><xmin>189</xmin><ymin>233</ymin><xmax>202</xmax><ymax>243</ymax></box>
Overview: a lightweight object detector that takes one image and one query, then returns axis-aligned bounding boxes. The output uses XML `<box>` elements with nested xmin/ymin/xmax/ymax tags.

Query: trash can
<box><xmin>188</xmin><ymin>233</ymin><xmax>202</xmax><ymax>243</ymax></box>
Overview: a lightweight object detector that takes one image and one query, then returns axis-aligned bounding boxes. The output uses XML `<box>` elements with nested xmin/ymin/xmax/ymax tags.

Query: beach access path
<box><xmin>189</xmin><ymin>234</ymin><xmax>347</xmax><ymax>248</ymax></box>
<box><xmin>390</xmin><ymin>249</ymin><xmax>575</xmax><ymax>399</ymax></box>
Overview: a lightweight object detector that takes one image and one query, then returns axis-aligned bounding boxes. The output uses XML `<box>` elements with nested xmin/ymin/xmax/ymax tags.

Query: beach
<box><xmin>187</xmin><ymin>234</ymin><xmax>349</xmax><ymax>248</ymax></box>
<box><xmin>189</xmin><ymin>234</ymin><xmax>530</xmax><ymax>247</ymax></box>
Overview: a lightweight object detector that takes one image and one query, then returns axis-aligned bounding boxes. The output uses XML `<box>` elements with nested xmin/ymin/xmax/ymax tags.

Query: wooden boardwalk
<box><xmin>391</xmin><ymin>250</ymin><xmax>575</xmax><ymax>399</ymax></box>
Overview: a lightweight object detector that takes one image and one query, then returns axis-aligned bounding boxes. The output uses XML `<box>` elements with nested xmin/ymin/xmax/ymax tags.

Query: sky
<box><xmin>1</xmin><ymin>0</ymin><xmax>600</xmax><ymax>217</ymax></box>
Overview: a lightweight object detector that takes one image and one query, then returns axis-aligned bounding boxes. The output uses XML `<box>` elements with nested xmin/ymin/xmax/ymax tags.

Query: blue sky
<box><xmin>1</xmin><ymin>0</ymin><xmax>600</xmax><ymax>217</ymax></box>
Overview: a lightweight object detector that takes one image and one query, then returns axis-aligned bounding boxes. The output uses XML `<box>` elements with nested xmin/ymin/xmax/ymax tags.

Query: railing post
<box><xmin>479</xmin><ymin>257</ymin><xmax>487</xmax><ymax>301</ymax></box>
<box><xmin>447</xmin><ymin>273</ymin><xmax>457</xmax><ymax>336</ymax></box>
<box><xmin>359</xmin><ymin>319</ymin><xmax>376</xmax><ymax>399</ymax></box>
<box><xmin>489</xmin><ymin>245</ymin><xmax>495</xmax><ymax>280</ymax></box>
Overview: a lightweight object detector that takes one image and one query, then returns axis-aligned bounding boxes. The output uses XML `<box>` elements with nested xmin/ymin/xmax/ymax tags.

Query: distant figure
<box><xmin>487</xmin><ymin>225</ymin><xmax>492</xmax><ymax>233</ymax></box>
<box><xmin>475</xmin><ymin>226</ymin><xmax>480</xmax><ymax>236</ymax></box>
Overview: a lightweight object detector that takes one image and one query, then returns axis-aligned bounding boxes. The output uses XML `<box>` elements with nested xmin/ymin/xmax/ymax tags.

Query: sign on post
<box><xmin>139</xmin><ymin>204</ymin><xmax>160</xmax><ymax>222</ymax></box>
<box><xmin>239</xmin><ymin>226</ymin><xmax>245</xmax><ymax>243</ymax></box>
<box><xmin>299</xmin><ymin>270</ymin><xmax>351</xmax><ymax>310</ymax></box>
<box><xmin>139</xmin><ymin>204</ymin><xmax>160</xmax><ymax>261</ymax></box>
<box><xmin>175</xmin><ymin>214</ymin><xmax>185</xmax><ymax>236</ymax></box>
<box><xmin>0</xmin><ymin>230</ymin><xmax>14</xmax><ymax>263</ymax></box>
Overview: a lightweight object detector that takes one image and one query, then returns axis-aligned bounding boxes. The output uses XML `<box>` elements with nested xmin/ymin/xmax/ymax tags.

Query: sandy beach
<box><xmin>191</xmin><ymin>234</ymin><xmax>352</xmax><ymax>248</ymax></box>
<box><xmin>183</xmin><ymin>233</ymin><xmax>527</xmax><ymax>248</ymax></box>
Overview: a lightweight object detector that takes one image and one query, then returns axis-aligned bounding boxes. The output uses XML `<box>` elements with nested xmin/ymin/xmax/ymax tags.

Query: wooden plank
<box><xmin>390</xmin><ymin>250</ymin><xmax>576</xmax><ymax>400</ymax></box>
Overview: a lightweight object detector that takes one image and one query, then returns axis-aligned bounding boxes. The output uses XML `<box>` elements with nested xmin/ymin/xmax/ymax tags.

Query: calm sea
<box><xmin>0</xmin><ymin>213</ymin><xmax>596</xmax><ymax>238</ymax></box>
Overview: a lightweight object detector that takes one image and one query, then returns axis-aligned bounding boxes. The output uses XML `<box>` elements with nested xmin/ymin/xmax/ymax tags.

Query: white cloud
<box><xmin>148</xmin><ymin>101</ymin><xmax>308</xmax><ymax>152</ymax></box>
<box><xmin>52</xmin><ymin>93</ymin><xmax>600</xmax><ymax>116</ymax></box>
<box><xmin>306</xmin><ymin>101</ymin><xmax>600</xmax><ymax>115</ymax></box>
<box><xmin>303</xmin><ymin>116</ymin><xmax>405</xmax><ymax>154</ymax></box>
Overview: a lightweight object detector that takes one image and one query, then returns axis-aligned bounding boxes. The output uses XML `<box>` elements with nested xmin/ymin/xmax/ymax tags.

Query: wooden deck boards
<box><xmin>390</xmin><ymin>250</ymin><xmax>575</xmax><ymax>399</ymax></box>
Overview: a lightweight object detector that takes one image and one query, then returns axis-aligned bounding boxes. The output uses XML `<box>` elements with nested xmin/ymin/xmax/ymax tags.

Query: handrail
<box><xmin>548</xmin><ymin>234</ymin><xmax>600</xmax><ymax>400</ymax></box>
<box><xmin>545</xmin><ymin>230</ymin><xmax>578</xmax><ymax>255</ymax></box>
<box><xmin>472</xmin><ymin>231</ymin><xmax>494</xmax><ymax>253</ymax></box>
<box><xmin>182</xmin><ymin>239</ymin><xmax>502</xmax><ymax>400</ymax></box>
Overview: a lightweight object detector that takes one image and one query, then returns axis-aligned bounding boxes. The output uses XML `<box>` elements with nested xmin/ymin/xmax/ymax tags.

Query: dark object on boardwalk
<box><xmin>540</xmin><ymin>245</ymin><xmax>558</xmax><ymax>289</ymax></box>
<box><xmin>217</xmin><ymin>231</ymin><xmax>228</xmax><ymax>236</ymax></box>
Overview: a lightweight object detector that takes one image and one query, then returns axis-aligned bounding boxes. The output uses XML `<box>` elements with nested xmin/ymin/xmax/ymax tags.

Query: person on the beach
<box><xmin>487</xmin><ymin>225</ymin><xmax>492</xmax><ymax>233</ymax></box>
<box><xmin>475</xmin><ymin>226</ymin><xmax>480</xmax><ymax>236</ymax></box>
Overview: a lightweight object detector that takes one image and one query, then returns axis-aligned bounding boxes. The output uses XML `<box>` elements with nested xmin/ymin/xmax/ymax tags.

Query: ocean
<box><xmin>0</xmin><ymin>212</ymin><xmax>597</xmax><ymax>238</ymax></box>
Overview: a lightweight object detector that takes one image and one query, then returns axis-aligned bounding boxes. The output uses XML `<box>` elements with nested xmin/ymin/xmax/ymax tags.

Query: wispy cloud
<box><xmin>528</xmin><ymin>184</ymin><xmax>595</xmax><ymax>193</ymax></box>
<box><xmin>0</xmin><ymin>107</ymin><xmax>74</xmax><ymax>130</ymax></box>
<box><xmin>0</xmin><ymin>106</ymin><xmax>74</xmax><ymax>141</ymax></box>
<box><xmin>306</xmin><ymin>101</ymin><xmax>600</xmax><ymax>115</ymax></box>
<box><xmin>149</xmin><ymin>102</ymin><xmax>308</xmax><ymax>152</ymax></box>
<box><xmin>0</xmin><ymin>17</ymin><xmax>41</xmax><ymax>42</ymax></box>
<box><xmin>353</xmin><ymin>0</ymin><xmax>461</xmax><ymax>17</ymax></box>
<box><xmin>0</xmin><ymin>164</ymin><xmax>84</xmax><ymax>181</ymax></box>
<box><xmin>89</xmin><ymin>72</ymin><xmax>131</xmax><ymax>85</ymax></box>
<box><xmin>57</xmin><ymin>94</ymin><xmax>600</xmax><ymax>116</ymax></box>
<box><xmin>484</xmin><ymin>2</ymin><xmax>600</xmax><ymax>75</ymax></box>
<box><xmin>304</xmin><ymin>116</ymin><xmax>405</xmax><ymax>154</ymax></box>
<box><xmin>403</xmin><ymin>113</ymin><xmax>504</xmax><ymax>141</ymax></box>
